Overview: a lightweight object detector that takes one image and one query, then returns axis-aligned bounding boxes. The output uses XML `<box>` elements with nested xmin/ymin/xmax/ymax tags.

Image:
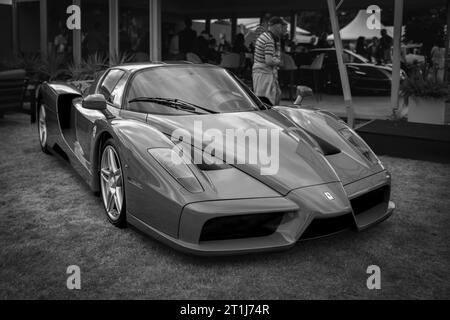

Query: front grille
<box><xmin>350</xmin><ymin>185</ymin><xmax>388</xmax><ymax>216</ymax></box>
<box><xmin>299</xmin><ymin>213</ymin><xmax>355</xmax><ymax>240</ymax></box>
<box><xmin>199</xmin><ymin>212</ymin><xmax>285</xmax><ymax>242</ymax></box>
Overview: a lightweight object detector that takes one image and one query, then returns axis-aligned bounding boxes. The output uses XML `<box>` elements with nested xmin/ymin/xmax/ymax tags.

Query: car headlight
<box><xmin>148</xmin><ymin>148</ymin><xmax>203</xmax><ymax>193</ymax></box>
<box><xmin>339</xmin><ymin>127</ymin><xmax>379</xmax><ymax>164</ymax></box>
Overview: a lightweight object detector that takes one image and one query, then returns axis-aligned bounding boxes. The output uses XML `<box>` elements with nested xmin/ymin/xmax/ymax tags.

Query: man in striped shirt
<box><xmin>252</xmin><ymin>16</ymin><xmax>288</xmax><ymax>105</ymax></box>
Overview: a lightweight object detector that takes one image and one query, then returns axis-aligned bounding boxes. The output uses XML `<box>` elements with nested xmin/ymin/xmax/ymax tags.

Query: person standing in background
<box><xmin>232</xmin><ymin>33</ymin><xmax>250</xmax><ymax>72</ymax></box>
<box><xmin>196</xmin><ymin>31</ymin><xmax>210</xmax><ymax>62</ymax></box>
<box><xmin>252</xmin><ymin>16</ymin><xmax>288</xmax><ymax>106</ymax></box>
<box><xmin>430</xmin><ymin>39</ymin><xmax>446</xmax><ymax>82</ymax></box>
<box><xmin>316</xmin><ymin>32</ymin><xmax>330</xmax><ymax>48</ymax></box>
<box><xmin>367</xmin><ymin>37</ymin><xmax>380</xmax><ymax>64</ymax></box>
<box><xmin>54</xmin><ymin>22</ymin><xmax>68</xmax><ymax>56</ymax></box>
<box><xmin>218</xmin><ymin>33</ymin><xmax>231</xmax><ymax>53</ymax></box>
<box><xmin>355</xmin><ymin>36</ymin><xmax>368</xmax><ymax>59</ymax></box>
<box><xmin>178</xmin><ymin>18</ymin><xmax>197</xmax><ymax>56</ymax></box>
<box><xmin>378</xmin><ymin>29</ymin><xmax>392</xmax><ymax>64</ymax></box>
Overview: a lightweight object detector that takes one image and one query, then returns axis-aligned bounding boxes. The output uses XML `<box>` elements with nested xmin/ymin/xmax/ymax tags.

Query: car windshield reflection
<box><xmin>126</xmin><ymin>66</ymin><xmax>260</xmax><ymax>115</ymax></box>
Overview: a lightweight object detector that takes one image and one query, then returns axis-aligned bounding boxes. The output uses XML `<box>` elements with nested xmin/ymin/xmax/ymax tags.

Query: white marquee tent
<box><xmin>239</xmin><ymin>18</ymin><xmax>315</xmax><ymax>45</ymax></box>
<box><xmin>327</xmin><ymin>10</ymin><xmax>404</xmax><ymax>41</ymax></box>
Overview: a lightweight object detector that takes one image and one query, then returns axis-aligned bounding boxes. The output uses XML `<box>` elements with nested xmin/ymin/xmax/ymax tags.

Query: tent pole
<box><xmin>149</xmin><ymin>0</ymin><xmax>161</xmax><ymax>61</ymax></box>
<box><xmin>12</xmin><ymin>0</ymin><xmax>18</xmax><ymax>56</ymax></box>
<box><xmin>290</xmin><ymin>12</ymin><xmax>297</xmax><ymax>42</ymax></box>
<box><xmin>109</xmin><ymin>0</ymin><xmax>119</xmax><ymax>64</ymax></box>
<box><xmin>231</xmin><ymin>16</ymin><xmax>237</xmax><ymax>44</ymax></box>
<box><xmin>39</xmin><ymin>0</ymin><xmax>48</xmax><ymax>59</ymax></box>
<box><xmin>327</xmin><ymin>0</ymin><xmax>354</xmax><ymax>127</ymax></box>
<box><xmin>444</xmin><ymin>0</ymin><xmax>450</xmax><ymax>82</ymax></box>
<box><xmin>390</xmin><ymin>0</ymin><xmax>404</xmax><ymax>116</ymax></box>
<box><xmin>73</xmin><ymin>0</ymin><xmax>81</xmax><ymax>66</ymax></box>
<box><xmin>205</xmin><ymin>18</ymin><xmax>211</xmax><ymax>34</ymax></box>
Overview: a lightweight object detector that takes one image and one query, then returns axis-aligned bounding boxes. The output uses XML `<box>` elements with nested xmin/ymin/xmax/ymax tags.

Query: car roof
<box><xmin>112</xmin><ymin>61</ymin><xmax>218</xmax><ymax>73</ymax></box>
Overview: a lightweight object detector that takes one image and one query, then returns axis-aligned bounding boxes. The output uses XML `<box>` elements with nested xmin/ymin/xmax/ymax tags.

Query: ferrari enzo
<box><xmin>37</xmin><ymin>62</ymin><xmax>394</xmax><ymax>255</ymax></box>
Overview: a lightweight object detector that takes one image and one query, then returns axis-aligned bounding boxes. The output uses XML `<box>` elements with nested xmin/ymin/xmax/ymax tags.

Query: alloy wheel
<box><xmin>38</xmin><ymin>104</ymin><xmax>47</xmax><ymax>148</ymax></box>
<box><xmin>100</xmin><ymin>145</ymin><xmax>124</xmax><ymax>221</ymax></box>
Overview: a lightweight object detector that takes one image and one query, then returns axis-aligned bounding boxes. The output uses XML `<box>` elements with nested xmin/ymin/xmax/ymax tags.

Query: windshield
<box><xmin>126</xmin><ymin>66</ymin><xmax>260</xmax><ymax>114</ymax></box>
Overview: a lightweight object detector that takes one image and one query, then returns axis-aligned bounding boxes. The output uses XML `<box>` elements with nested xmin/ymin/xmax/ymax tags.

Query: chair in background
<box><xmin>299</xmin><ymin>53</ymin><xmax>325</xmax><ymax>100</ymax></box>
<box><xmin>0</xmin><ymin>69</ymin><xmax>29</xmax><ymax>119</ymax></box>
<box><xmin>186</xmin><ymin>52</ymin><xmax>203</xmax><ymax>64</ymax></box>
<box><xmin>279</xmin><ymin>53</ymin><xmax>298</xmax><ymax>101</ymax></box>
<box><xmin>219</xmin><ymin>52</ymin><xmax>240</xmax><ymax>75</ymax></box>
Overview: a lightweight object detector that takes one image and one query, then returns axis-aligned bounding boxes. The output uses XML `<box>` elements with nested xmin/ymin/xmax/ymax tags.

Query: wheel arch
<box><xmin>91</xmin><ymin>130</ymin><xmax>114</xmax><ymax>193</ymax></box>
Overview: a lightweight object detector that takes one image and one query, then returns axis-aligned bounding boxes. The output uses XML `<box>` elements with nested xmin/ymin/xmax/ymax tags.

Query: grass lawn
<box><xmin>0</xmin><ymin>113</ymin><xmax>449</xmax><ymax>299</ymax></box>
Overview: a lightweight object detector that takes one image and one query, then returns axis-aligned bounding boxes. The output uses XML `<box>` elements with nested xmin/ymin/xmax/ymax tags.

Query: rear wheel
<box><xmin>100</xmin><ymin>139</ymin><xmax>127</xmax><ymax>227</ymax></box>
<box><xmin>38</xmin><ymin>103</ymin><xmax>50</xmax><ymax>154</ymax></box>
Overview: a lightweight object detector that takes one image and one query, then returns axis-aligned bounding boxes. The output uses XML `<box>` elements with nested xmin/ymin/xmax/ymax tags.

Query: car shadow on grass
<box><xmin>127</xmin><ymin>220</ymin><xmax>385</xmax><ymax>266</ymax></box>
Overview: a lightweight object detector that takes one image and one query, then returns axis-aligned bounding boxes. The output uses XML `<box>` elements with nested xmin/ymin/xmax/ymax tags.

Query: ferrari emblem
<box><xmin>324</xmin><ymin>192</ymin><xmax>335</xmax><ymax>200</ymax></box>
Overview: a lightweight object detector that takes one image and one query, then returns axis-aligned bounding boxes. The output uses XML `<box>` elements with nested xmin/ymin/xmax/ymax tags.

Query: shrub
<box><xmin>401</xmin><ymin>66</ymin><xmax>448</xmax><ymax>100</ymax></box>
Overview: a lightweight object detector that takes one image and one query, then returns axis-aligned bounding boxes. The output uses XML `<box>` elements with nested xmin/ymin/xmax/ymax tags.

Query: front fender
<box><xmin>89</xmin><ymin>118</ymin><xmax>174</xmax><ymax>191</ymax></box>
<box><xmin>108</xmin><ymin>120</ymin><xmax>188</xmax><ymax>237</ymax></box>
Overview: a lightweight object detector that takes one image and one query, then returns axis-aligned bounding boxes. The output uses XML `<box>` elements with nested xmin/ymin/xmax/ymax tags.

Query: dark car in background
<box><xmin>300</xmin><ymin>48</ymin><xmax>406</xmax><ymax>95</ymax></box>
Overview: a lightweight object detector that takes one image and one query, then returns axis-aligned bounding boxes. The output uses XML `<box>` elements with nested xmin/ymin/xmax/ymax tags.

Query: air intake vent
<box><xmin>350</xmin><ymin>186</ymin><xmax>389</xmax><ymax>216</ymax></box>
<box><xmin>200</xmin><ymin>212</ymin><xmax>285</xmax><ymax>241</ymax></box>
<box><xmin>300</xmin><ymin>213</ymin><xmax>355</xmax><ymax>240</ymax></box>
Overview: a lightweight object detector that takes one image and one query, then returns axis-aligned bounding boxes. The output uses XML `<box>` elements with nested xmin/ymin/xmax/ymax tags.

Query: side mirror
<box><xmin>82</xmin><ymin>94</ymin><xmax>107</xmax><ymax>110</ymax></box>
<box><xmin>257</xmin><ymin>96</ymin><xmax>273</xmax><ymax>108</ymax></box>
<box><xmin>293</xmin><ymin>86</ymin><xmax>313</xmax><ymax>105</ymax></box>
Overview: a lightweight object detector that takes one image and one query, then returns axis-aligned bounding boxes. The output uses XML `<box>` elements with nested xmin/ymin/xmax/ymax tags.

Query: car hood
<box><xmin>144</xmin><ymin>109</ymin><xmax>382</xmax><ymax>195</ymax></box>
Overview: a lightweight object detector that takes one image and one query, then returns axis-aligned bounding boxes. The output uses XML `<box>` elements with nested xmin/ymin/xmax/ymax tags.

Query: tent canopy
<box><xmin>237</xmin><ymin>18</ymin><xmax>311</xmax><ymax>35</ymax></box>
<box><xmin>327</xmin><ymin>10</ymin><xmax>405</xmax><ymax>41</ymax></box>
<box><xmin>239</xmin><ymin>17</ymin><xmax>315</xmax><ymax>44</ymax></box>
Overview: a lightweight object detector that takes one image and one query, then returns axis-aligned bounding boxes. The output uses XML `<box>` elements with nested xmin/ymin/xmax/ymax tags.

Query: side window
<box><xmin>110</xmin><ymin>74</ymin><xmax>129</xmax><ymax>106</ymax></box>
<box><xmin>86</xmin><ymin>70</ymin><xmax>106</xmax><ymax>96</ymax></box>
<box><xmin>98</xmin><ymin>69</ymin><xmax>125</xmax><ymax>101</ymax></box>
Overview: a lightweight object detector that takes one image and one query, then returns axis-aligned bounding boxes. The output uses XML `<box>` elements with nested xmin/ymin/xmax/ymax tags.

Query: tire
<box><xmin>37</xmin><ymin>103</ymin><xmax>50</xmax><ymax>154</ymax></box>
<box><xmin>99</xmin><ymin>138</ymin><xmax>127</xmax><ymax>228</ymax></box>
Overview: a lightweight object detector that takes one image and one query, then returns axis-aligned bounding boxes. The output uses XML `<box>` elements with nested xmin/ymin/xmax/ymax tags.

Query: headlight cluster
<box><xmin>148</xmin><ymin>148</ymin><xmax>203</xmax><ymax>193</ymax></box>
<box><xmin>338</xmin><ymin>127</ymin><xmax>379</xmax><ymax>164</ymax></box>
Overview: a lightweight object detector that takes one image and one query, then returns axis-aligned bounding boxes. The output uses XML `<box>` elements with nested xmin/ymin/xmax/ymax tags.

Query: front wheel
<box><xmin>38</xmin><ymin>103</ymin><xmax>50</xmax><ymax>154</ymax></box>
<box><xmin>100</xmin><ymin>139</ymin><xmax>127</xmax><ymax>227</ymax></box>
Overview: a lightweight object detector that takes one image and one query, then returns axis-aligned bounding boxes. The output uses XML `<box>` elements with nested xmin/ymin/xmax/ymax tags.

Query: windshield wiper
<box><xmin>128</xmin><ymin>97</ymin><xmax>218</xmax><ymax>114</ymax></box>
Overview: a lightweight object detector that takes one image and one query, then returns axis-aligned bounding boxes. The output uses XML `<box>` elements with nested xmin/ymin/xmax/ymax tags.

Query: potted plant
<box><xmin>401</xmin><ymin>69</ymin><xmax>448</xmax><ymax>124</ymax></box>
<box><xmin>66</xmin><ymin>53</ymin><xmax>109</xmax><ymax>93</ymax></box>
<box><xmin>109</xmin><ymin>51</ymin><xmax>135</xmax><ymax>67</ymax></box>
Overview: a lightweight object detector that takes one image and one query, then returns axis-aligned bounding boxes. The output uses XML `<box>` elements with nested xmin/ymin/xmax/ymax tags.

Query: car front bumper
<box><xmin>128</xmin><ymin>171</ymin><xmax>395</xmax><ymax>255</ymax></box>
